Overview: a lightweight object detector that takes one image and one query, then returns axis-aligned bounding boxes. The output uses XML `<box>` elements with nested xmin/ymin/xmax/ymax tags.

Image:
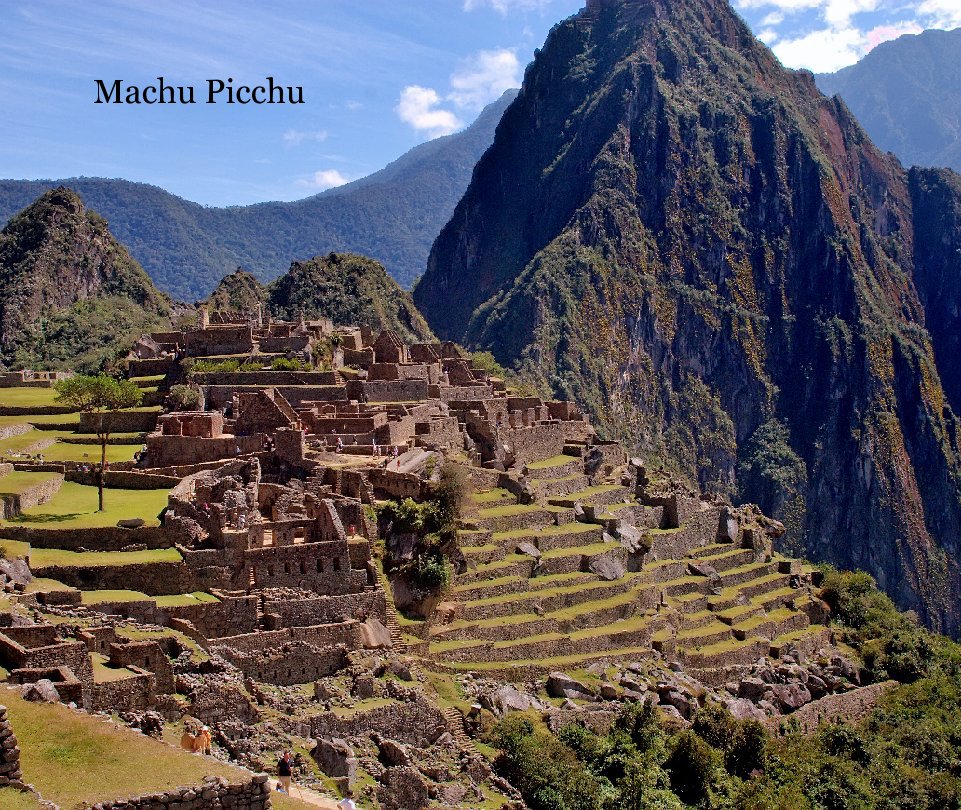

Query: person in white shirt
<box><xmin>337</xmin><ymin>789</ymin><xmax>358</xmax><ymax>809</ymax></box>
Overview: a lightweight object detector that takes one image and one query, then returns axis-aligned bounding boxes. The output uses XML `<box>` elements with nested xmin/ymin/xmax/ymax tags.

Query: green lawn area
<box><xmin>39</xmin><ymin>442</ymin><xmax>138</xmax><ymax>463</ymax></box>
<box><xmin>24</xmin><ymin>577</ymin><xmax>75</xmax><ymax>593</ymax></box>
<box><xmin>0</xmin><ymin>429</ymin><xmax>65</xmax><ymax>456</ymax></box>
<box><xmin>0</xmin><ymin>387</ymin><xmax>67</xmax><ymax>408</ymax></box>
<box><xmin>4</xmin><ymin>689</ymin><xmax>252</xmax><ymax>807</ymax></box>
<box><xmin>80</xmin><ymin>590</ymin><xmax>218</xmax><ymax>606</ymax></box>
<box><xmin>0</xmin><ymin>413</ymin><xmax>81</xmax><ymax>429</ymax></box>
<box><xmin>7</xmin><ymin>482</ymin><xmax>168</xmax><ymax>529</ymax></box>
<box><xmin>91</xmin><ymin>653</ymin><xmax>140</xmax><ymax>683</ymax></box>
<box><xmin>0</xmin><ymin>471</ymin><xmax>61</xmax><ymax>496</ymax></box>
<box><xmin>0</xmin><ymin>539</ymin><xmax>31</xmax><ymax>559</ymax></box>
<box><xmin>0</xmin><ymin>787</ymin><xmax>42</xmax><ymax>809</ymax></box>
<box><xmin>525</xmin><ymin>454</ymin><xmax>576</xmax><ymax>470</ymax></box>
<box><xmin>30</xmin><ymin>546</ymin><xmax>181</xmax><ymax>569</ymax></box>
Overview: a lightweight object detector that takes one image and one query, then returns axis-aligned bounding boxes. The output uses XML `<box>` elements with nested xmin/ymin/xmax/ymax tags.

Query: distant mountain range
<box><xmin>0</xmin><ymin>91</ymin><xmax>516</xmax><ymax>301</ymax></box>
<box><xmin>817</xmin><ymin>27</ymin><xmax>961</xmax><ymax>172</ymax></box>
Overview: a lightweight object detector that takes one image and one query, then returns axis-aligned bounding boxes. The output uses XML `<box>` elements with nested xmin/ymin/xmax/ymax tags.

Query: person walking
<box><xmin>277</xmin><ymin>750</ymin><xmax>292</xmax><ymax>794</ymax></box>
<box><xmin>337</xmin><ymin>788</ymin><xmax>358</xmax><ymax>809</ymax></box>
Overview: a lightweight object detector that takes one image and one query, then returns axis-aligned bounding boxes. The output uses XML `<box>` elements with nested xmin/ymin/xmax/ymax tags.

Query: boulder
<box><xmin>360</xmin><ymin>618</ymin><xmax>392</xmax><ymax>649</ymax></box>
<box><xmin>721</xmin><ymin>697</ymin><xmax>767</xmax><ymax>722</ymax></box>
<box><xmin>482</xmin><ymin>685</ymin><xmax>542</xmax><ymax>716</ymax></box>
<box><xmin>516</xmin><ymin>542</ymin><xmax>541</xmax><ymax>560</ymax></box>
<box><xmin>389</xmin><ymin>660</ymin><xmax>413</xmax><ymax>682</ymax></box>
<box><xmin>377</xmin><ymin>766</ymin><xmax>431</xmax><ymax>810</ymax></box>
<box><xmin>22</xmin><ymin>679</ymin><xmax>60</xmax><ymax>703</ymax></box>
<box><xmin>687</xmin><ymin>560</ymin><xmax>719</xmax><ymax>578</ymax></box>
<box><xmin>311</xmin><ymin>737</ymin><xmax>358</xmax><ymax>781</ymax></box>
<box><xmin>618</xmin><ymin>524</ymin><xmax>646</xmax><ymax>554</ymax></box>
<box><xmin>770</xmin><ymin>682</ymin><xmax>812</xmax><ymax>712</ymax></box>
<box><xmin>717</xmin><ymin>509</ymin><xmax>739</xmax><ymax>543</ymax></box>
<box><xmin>737</xmin><ymin>677</ymin><xmax>769</xmax><ymax>702</ymax></box>
<box><xmin>375</xmin><ymin>736</ymin><xmax>410</xmax><ymax>767</ymax></box>
<box><xmin>589</xmin><ymin>554</ymin><xmax>626</xmax><ymax>582</ymax></box>
<box><xmin>546</xmin><ymin>672</ymin><xmax>594</xmax><ymax>699</ymax></box>
<box><xmin>117</xmin><ymin>517</ymin><xmax>145</xmax><ymax>529</ymax></box>
<box><xmin>0</xmin><ymin>557</ymin><xmax>31</xmax><ymax>587</ymax></box>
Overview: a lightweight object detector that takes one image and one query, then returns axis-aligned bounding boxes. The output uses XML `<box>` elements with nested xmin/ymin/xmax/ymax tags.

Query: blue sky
<box><xmin>1</xmin><ymin>0</ymin><xmax>958</xmax><ymax>207</ymax></box>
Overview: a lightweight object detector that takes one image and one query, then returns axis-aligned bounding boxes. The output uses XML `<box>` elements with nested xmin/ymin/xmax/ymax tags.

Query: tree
<box><xmin>55</xmin><ymin>374</ymin><xmax>142</xmax><ymax>511</ymax></box>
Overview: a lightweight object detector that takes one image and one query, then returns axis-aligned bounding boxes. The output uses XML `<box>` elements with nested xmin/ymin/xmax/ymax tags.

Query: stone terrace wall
<box><xmin>95</xmin><ymin>773</ymin><xmax>272</xmax><ymax>809</ymax></box>
<box><xmin>90</xmin><ymin>670</ymin><xmax>154</xmax><ymax>712</ymax></box>
<box><xmin>5</xmin><ymin>525</ymin><xmax>169</xmax><ymax>551</ymax></box>
<box><xmin>218</xmin><ymin>641</ymin><xmax>348</xmax><ymax>686</ymax></box>
<box><xmin>79</xmin><ymin>410</ymin><xmax>159</xmax><ymax>433</ymax></box>
<box><xmin>0</xmin><ymin>704</ymin><xmax>23</xmax><ymax>788</ymax></box>
<box><xmin>192</xmin><ymin>371</ymin><xmax>338</xmax><ymax>386</ymax></box>
<box><xmin>263</xmin><ymin>590</ymin><xmax>387</xmax><ymax>627</ymax></box>
<box><xmin>32</xmin><ymin>561</ymin><xmax>200</xmax><ymax>595</ymax></box>
<box><xmin>301</xmin><ymin>693</ymin><xmax>448</xmax><ymax>747</ymax></box>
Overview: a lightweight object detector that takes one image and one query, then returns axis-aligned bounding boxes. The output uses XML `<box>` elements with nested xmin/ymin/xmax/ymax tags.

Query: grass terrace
<box><xmin>0</xmin><ymin>471</ymin><xmax>61</xmax><ymax>496</ymax></box>
<box><xmin>6</xmin><ymin>482</ymin><xmax>169</xmax><ymax>529</ymax></box>
<box><xmin>80</xmin><ymin>590</ymin><xmax>217</xmax><ymax>606</ymax></box>
<box><xmin>30</xmin><ymin>546</ymin><xmax>181</xmax><ymax>568</ymax></box>
<box><xmin>0</xmin><ymin>387</ymin><xmax>65</xmax><ymax>408</ymax></box>
<box><xmin>0</xmin><ymin>413</ymin><xmax>81</xmax><ymax>429</ymax></box>
<box><xmin>525</xmin><ymin>454</ymin><xmax>577</xmax><ymax>470</ymax></box>
<box><xmin>2</xmin><ymin>689</ymin><xmax>258</xmax><ymax>807</ymax></box>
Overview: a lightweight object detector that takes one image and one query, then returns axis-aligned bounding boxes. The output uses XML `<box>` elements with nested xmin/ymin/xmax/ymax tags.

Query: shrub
<box><xmin>167</xmin><ymin>384</ymin><xmax>201</xmax><ymax>411</ymax></box>
<box><xmin>270</xmin><ymin>356</ymin><xmax>308</xmax><ymax>371</ymax></box>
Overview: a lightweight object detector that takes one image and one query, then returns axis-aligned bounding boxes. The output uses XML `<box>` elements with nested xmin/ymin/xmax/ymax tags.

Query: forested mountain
<box><xmin>816</xmin><ymin>27</ymin><xmax>961</xmax><ymax>172</ymax></box>
<box><xmin>0</xmin><ymin>187</ymin><xmax>171</xmax><ymax>371</ymax></box>
<box><xmin>415</xmin><ymin>0</ymin><xmax>961</xmax><ymax>635</ymax></box>
<box><xmin>0</xmin><ymin>91</ymin><xmax>516</xmax><ymax>300</ymax></box>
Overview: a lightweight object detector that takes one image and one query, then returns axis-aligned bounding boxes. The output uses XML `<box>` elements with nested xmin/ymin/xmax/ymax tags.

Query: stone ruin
<box><xmin>0</xmin><ymin>310</ymin><xmax>863</xmax><ymax>808</ymax></box>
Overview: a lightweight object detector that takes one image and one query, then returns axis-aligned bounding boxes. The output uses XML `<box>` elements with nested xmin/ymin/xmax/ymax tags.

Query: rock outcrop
<box><xmin>414</xmin><ymin>0</ymin><xmax>961</xmax><ymax>635</ymax></box>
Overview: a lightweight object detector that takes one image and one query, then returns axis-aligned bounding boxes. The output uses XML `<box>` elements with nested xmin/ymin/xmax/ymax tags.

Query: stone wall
<box><xmin>79</xmin><ymin>410</ymin><xmax>159</xmax><ymax>433</ymax></box>
<box><xmin>90</xmin><ymin>669</ymin><xmax>155</xmax><ymax>712</ymax></box>
<box><xmin>301</xmin><ymin>693</ymin><xmax>449</xmax><ymax>747</ymax></box>
<box><xmin>217</xmin><ymin>640</ymin><xmax>348</xmax><ymax>685</ymax></box>
<box><xmin>0</xmin><ymin>704</ymin><xmax>23</xmax><ymax>788</ymax></box>
<box><xmin>31</xmin><ymin>560</ymin><xmax>199</xmax><ymax>596</ymax></box>
<box><xmin>91</xmin><ymin>774</ymin><xmax>272</xmax><ymax>809</ymax></box>
<box><xmin>6</xmin><ymin>524</ymin><xmax>169</xmax><ymax>551</ymax></box>
<box><xmin>193</xmin><ymin>371</ymin><xmax>338</xmax><ymax>386</ymax></box>
<box><xmin>263</xmin><ymin>590</ymin><xmax>387</xmax><ymax>627</ymax></box>
<box><xmin>0</xmin><ymin>473</ymin><xmax>62</xmax><ymax>520</ymax></box>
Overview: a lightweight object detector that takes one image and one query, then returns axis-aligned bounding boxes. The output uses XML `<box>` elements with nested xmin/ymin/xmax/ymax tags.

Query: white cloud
<box><xmin>395</xmin><ymin>85</ymin><xmax>464</xmax><ymax>138</ymax></box>
<box><xmin>296</xmin><ymin>169</ymin><xmax>350</xmax><ymax>190</ymax></box>
<box><xmin>463</xmin><ymin>0</ymin><xmax>549</xmax><ymax>14</ymax></box>
<box><xmin>449</xmin><ymin>49</ymin><xmax>521</xmax><ymax>110</ymax></box>
<box><xmin>345</xmin><ymin>100</ymin><xmax>363</xmax><ymax>111</ymax></box>
<box><xmin>918</xmin><ymin>0</ymin><xmax>961</xmax><ymax>28</ymax></box>
<box><xmin>772</xmin><ymin>25</ymin><xmax>865</xmax><ymax>71</ymax></box>
<box><xmin>758</xmin><ymin>27</ymin><xmax>780</xmax><ymax>44</ymax></box>
<box><xmin>282</xmin><ymin>129</ymin><xmax>328</xmax><ymax>146</ymax></box>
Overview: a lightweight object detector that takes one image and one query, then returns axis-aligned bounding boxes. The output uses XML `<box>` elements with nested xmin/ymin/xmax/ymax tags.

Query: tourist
<box><xmin>337</xmin><ymin>788</ymin><xmax>358</xmax><ymax>809</ymax></box>
<box><xmin>277</xmin><ymin>750</ymin><xmax>292</xmax><ymax>794</ymax></box>
<box><xmin>336</xmin><ymin>437</ymin><xmax>344</xmax><ymax>453</ymax></box>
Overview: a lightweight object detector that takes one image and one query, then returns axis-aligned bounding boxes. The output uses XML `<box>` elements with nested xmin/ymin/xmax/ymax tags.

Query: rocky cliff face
<box><xmin>268</xmin><ymin>253</ymin><xmax>434</xmax><ymax>344</ymax></box>
<box><xmin>0</xmin><ymin>187</ymin><xmax>171</xmax><ymax>371</ymax></box>
<box><xmin>415</xmin><ymin>0</ymin><xmax>961</xmax><ymax>634</ymax></box>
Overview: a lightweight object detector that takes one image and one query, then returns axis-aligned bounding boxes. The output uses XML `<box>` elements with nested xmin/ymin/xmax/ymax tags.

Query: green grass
<box><xmin>0</xmin><ymin>539</ymin><xmax>31</xmax><ymax>559</ymax></box>
<box><xmin>4</xmin><ymin>689</ymin><xmax>249</xmax><ymax>806</ymax></box>
<box><xmin>91</xmin><ymin>654</ymin><xmax>139</xmax><ymax>683</ymax></box>
<box><xmin>24</xmin><ymin>577</ymin><xmax>75</xmax><ymax>593</ymax></box>
<box><xmin>39</xmin><ymin>442</ymin><xmax>138</xmax><ymax>463</ymax></box>
<box><xmin>0</xmin><ymin>428</ymin><xmax>70</xmax><ymax>456</ymax></box>
<box><xmin>491</xmin><ymin>522</ymin><xmax>598</xmax><ymax>541</ymax></box>
<box><xmin>0</xmin><ymin>413</ymin><xmax>81</xmax><ymax>428</ymax></box>
<box><xmin>31</xmin><ymin>546</ymin><xmax>181</xmax><ymax>569</ymax></box>
<box><xmin>560</xmin><ymin>484</ymin><xmax>623</xmax><ymax>501</ymax></box>
<box><xmin>155</xmin><ymin>592</ymin><xmax>219</xmax><ymax>607</ymax></box>
<box><xmin>471</xmin><ymin>488</ymin><xmax>514</xmax><ymax>504</ymax></box>
<box><xmin>525</xmin><ymin>454</ymin><xmax>577</xmax><ymax>470</ymax></box>
<box><xmin>0</xmin><ymin>471</ymin><xmax>61</xmax><ymax>496</ymax></box>
<box><xmin>7</xmin><ymin>482</ymin><xmax>169</xmax><ymax>529</ymax></box>
<box><xmin>0</xmin><ymin>387</ymin><xmax>67</xmax><ymax>408</ymax></box>
<box><xmin>476</xmin><ymin>503</ymin><xmax>544</xmax><ymax>518</ymax></box>
<box><xmin>0</xmin><ymin>787</ymin><xmax>43</xmax><ymax>809</ymax></box>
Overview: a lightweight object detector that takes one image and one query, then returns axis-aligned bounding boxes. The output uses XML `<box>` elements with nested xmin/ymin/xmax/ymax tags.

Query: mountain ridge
<box><xmin>0</xmin><ymin>90</ymin><xmax>517</xmax><ymax>300</ymax></box>
<box><xmin>416</xmin><ymin>0</ymin><xmax>961</xmax><ymax>635</ymax></box>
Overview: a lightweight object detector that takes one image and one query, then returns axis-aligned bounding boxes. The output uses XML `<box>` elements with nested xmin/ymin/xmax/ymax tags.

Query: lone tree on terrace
<box><xmin>55</xmin><ymin>374</ymin><xmax>143</xmax><ymax>511</ymax></box>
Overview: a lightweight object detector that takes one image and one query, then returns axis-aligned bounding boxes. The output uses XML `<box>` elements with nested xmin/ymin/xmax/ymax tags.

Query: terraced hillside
<box><xmin>418</xmin><ymin>452</ymin><xmax>829</xmax><ymax>685</ymax></box>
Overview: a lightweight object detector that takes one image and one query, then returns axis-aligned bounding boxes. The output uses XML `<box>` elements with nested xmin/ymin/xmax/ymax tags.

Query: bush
<box><xmin>270</xmin><ymin>356</ymin><xmax>308</xmax><ymax>371</ymax></box>
<box><xmin>167</xmin><ymin>384</ymin><xmax>201</xmax><ymax>411</ymax></box>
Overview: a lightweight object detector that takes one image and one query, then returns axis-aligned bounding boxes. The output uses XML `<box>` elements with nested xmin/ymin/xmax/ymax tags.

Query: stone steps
<box><xmin>708</xmin><ymin>573</ymin><xmax>790</xmax><ymax>611</ymax></box>
<box><xmin>716</xmin><ymin>561</ymin><xmax>779</xmax><ymax>589</ymax></box>
<box><xmin>731</xmin><ymin>608</ymin><xmax>809</xmax><ymax>641</ymax></box>
<box><xmin>689</xmin><ymin>546</ymin><xmax>756</xmax><ymax>573</ymax></box>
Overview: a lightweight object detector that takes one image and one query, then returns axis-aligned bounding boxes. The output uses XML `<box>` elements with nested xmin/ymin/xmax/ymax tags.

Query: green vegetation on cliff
<box><xmin>268</xmin><ymin>252</ymin><xmax>434</xmax><ymax>344</ymax></box>
<box><xmin>415</xmin><ymin>0</ymin><xmax>961</xmax><ymax>636</ymax></box>
<box><xmin>204</xmin><ymin>267</ymin><xmax>267</xmax><ymax>312</ymax></box>
<box><xmin>0</xmin><ymin>187</ymin><xmax>171</xmax><ymax>372</ymax></box>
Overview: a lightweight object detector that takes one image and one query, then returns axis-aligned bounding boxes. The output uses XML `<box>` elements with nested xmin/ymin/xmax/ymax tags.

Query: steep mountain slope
<box><xmin>817</xmin><ymin>28</ymin><xmax>961</xmax><ymax>173</ymax></box>
<box><xmin>0</xmin><ymin>187</ymin><xmax>171</xmax><ymax>372</ymax></box>
<box><xmin>0</xmin><ymin>91</ymin><xmax>517</xmax><ymax>300</ymax></box>
<box><xmin>205</xmin><ymin>268</ymin><xmax>267</xmax><ymax>314</ymax></box>
<box><xmin>268</xmin><ymin>252</ymin><xmax>434</xmax><ymax>344</ymax></box>
<box><xmin>415</xmin><ymin>0</ymin><xmax>961</xmax><ymax>635</ymax></box>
